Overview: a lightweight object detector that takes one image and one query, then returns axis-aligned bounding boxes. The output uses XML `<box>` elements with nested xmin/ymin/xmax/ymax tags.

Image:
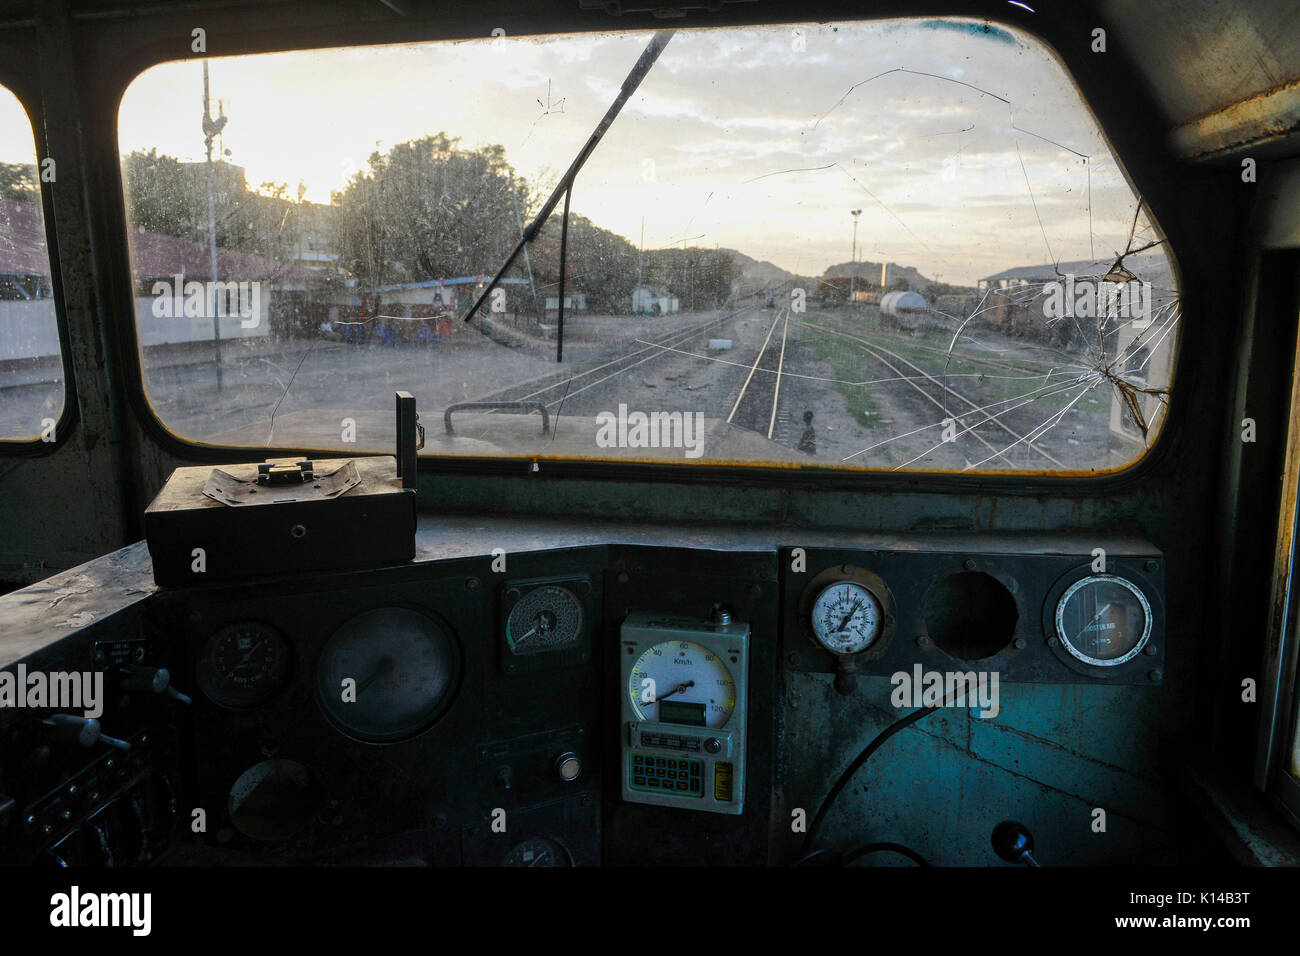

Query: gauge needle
<box><xmin>235</xmin><ymin>639</ymin><xmax>265</xmax><ymax>669</ymax></box>
<box><xmin>655</xmin><ymin>680</ymin><xmax>695</xmax><ymax>702</ymax></box>
<box><xmin>836</xmin><ymin>600</ymin><xmax>863</xmax><ymax>632</ymax></box>
<box><xmin>357</xmin><ymin>657</ymin><xmax>395</xmax><ymax>692</ymax></box>
<box><xmin>1073</xmin><ymin>603</ymin><xmax>1112</xmax><ymax>643</ymax></box>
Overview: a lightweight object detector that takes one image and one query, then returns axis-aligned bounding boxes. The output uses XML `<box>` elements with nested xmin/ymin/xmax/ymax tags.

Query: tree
<box><xmin>532</xmin><ymin>213</ymin><xmax>640</xmax><ymax>313</ymax></box>
<box><xmin>332</xmin><ymin>134</ymin><xmax>532</xmax><ymax>295</ymax></box>
<box><xmin>643</xmin><ymin>247</ymin><xmax>739</xmax><ymax>311</ymax></box>
<box><xmin>120</xmin><ymin>148</ymin><xmax>306</xmax><ymax>264</ymax></box>
<box><xmin>0</xmin><ymin>162</ymin><xmax>38</xmax><ymax>202</ymax></box>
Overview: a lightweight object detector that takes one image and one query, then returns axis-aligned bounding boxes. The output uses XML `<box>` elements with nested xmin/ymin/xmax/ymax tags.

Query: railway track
<box><xmin>726</xmin><ymin>307</ymin><xmax>790</xmax><ymax>440</ymax></box>
<box><xmin>477</xmin><ymin>307</ymin><xmax>753</xmax><ymax>410</ymax></box>
<box><xmin>796</xmin><ymin>318</ymin><xmax>1067</xmax><ymax>469</ymax></box>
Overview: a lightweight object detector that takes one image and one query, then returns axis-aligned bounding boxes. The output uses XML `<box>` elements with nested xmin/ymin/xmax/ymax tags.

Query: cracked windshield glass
<box><xmin>117</xmin><ymin>18</ymin><xmax>1180</xmax><ymax>473</ymax></box>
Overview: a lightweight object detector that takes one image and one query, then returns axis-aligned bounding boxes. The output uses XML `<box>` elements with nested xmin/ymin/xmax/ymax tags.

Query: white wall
<box><xmin>0</xmin><ymin>296</ymin><xmax>271</xmax><ymax>362</ymax></box>
<box><xmin>135</xmin><ymin>296</ymin><xmax>270</xmax><ymax>347</ymax></box>
<box><xmin>0</xmin><ymin>300</ymin><xmax>59</xmax><ymax>361</ymax></box>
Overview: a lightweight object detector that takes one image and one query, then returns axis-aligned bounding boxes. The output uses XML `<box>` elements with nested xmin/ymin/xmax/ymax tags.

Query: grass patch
<box><xmin>804</xmin><ymin>328</ymin><xmax>886</xmax><ymax>429</ymax></box>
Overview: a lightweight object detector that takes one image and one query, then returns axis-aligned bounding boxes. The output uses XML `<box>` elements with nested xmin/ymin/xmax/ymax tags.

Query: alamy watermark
<box><xmin>0</xmin><ymin>665</ymin><xmax>103</xmax><ymax>718</ymax></box>
<box><xmin>1042</xmin><ymin>275</ymin><xmax>1151</xmax><ymax>329</ymax></box>
<box><xmin>151</xmin><ymin>274</ymin><xmax>262</xmax><ymax>328</ymax></box>
<box><xmin>595</xmin><ymin>403</ymin><xmax>705</xmax><ymax>459</ymax></box>
<box><xmin>890</xmin><ymin>664</ymin><xmax>1000</xmax><ymax>718</ymax></box>
<box><xmin>50</xmin><ymin>886</ymin><xmax>151</xmax><ymax>936</ymax></box>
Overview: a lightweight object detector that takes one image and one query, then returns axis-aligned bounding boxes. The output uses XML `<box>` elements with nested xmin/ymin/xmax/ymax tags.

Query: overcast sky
<box><xmin>102</xmin><ymin>19</ymin><xmax>1163</xmax><ymax>285</ymax></box>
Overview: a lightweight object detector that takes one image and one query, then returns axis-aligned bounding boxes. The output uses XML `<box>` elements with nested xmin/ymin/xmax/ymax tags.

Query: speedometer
<box><xmin>628</xmin><ymin>640</ymin><xmax>735</xmax><ymax>729</ymax></box>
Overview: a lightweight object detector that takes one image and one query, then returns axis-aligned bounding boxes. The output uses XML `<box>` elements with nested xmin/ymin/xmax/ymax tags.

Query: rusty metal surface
<box><xmin>1104</xmin><ymin>0</ymin><xmax>1300</xmax><ymax>129</ymax></box>
<box><xmin>0</xmin><ymin>541</ymin><xmax>154</xmax><ymax>666</ymax></box>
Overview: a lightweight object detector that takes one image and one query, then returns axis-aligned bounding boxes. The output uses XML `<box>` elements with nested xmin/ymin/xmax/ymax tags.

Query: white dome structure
<box><xmin>879</xmin><ymin>290</ymin><xmax>928</xmax><ymax>315</ymax></box>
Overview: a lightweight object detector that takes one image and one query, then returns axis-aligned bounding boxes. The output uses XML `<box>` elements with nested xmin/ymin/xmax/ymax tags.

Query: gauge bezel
<box><xmin>809</xmin><ymin>580</ymin><xmax>885</xmax><ymax>654</ymax></box>
<box><xmin>1053</xmin><ymin>572</ymin><xmax>1153</xmax><ymax>667</ymax></box>
<box><xmin>314</xmin><ymin>604</ymin><xmax>462</xmax><ymax>744</ymax></box>
<box><xmin>196</xmin><ymin>620</ymin><xmax>294</xmax><ymax>709</ymax></box>
<box><xmin>797</xmin><ymin>565</ymin><xmax>896</xmax><ymax>660</ymax></box>
<box><xmin>499</xmin><ymin>575</ymin><xmax>595</xmax><ymax>674</ymax></box>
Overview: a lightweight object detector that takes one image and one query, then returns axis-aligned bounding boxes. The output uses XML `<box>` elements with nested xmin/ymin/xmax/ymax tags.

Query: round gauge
<box><xmin>502</xmin><ymin>838</ymin><xmax>572</xmax><ymax>867</ymax></box>
<box><xmin>316</xmin><ymin>607</ymin><xmax>459</xmax><ymax>743</ymax></box>
<box><xmin>628</xmin><ymin>641</ymin><xmax>735</xmax><ymax>729</ymax></box>
<box><xmin>810</xmin><ymin>581</ymin><xmax>884</xmax><ymax>654</ymax></box>
<box><xmin>197</xmin><ymin>621</ymin><xmax>292</xmax><ymax>708</ymax></box>
<box><xmin>1055</xmin><ymin>574</ymin><xmax>1152</xmax><ymax>666</ymax></box>
<box><xmin>506</xmin><ymin>585</ymin><xmax>583</xmax><ymax>654</ymax></box>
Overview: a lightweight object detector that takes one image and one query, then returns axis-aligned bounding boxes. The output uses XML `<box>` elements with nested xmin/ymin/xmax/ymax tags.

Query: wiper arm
<box><xmin>461</xmin><ymin>29</ymin><xmax>674</xmax><ymax>325</ymax></box>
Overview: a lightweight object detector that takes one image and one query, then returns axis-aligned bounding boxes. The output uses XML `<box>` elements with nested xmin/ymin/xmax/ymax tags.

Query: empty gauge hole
<box><xmin>922</xmin><ymin>572</ymin><xmax>1018</xmax><ymax>661</ymax></box>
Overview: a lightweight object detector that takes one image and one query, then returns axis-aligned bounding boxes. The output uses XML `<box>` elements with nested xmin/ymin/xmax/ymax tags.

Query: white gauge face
<box><xmin>628</xmin><ymin>640</ymin><xmax>735</xmax><ymax>729</ymax></box>
<box><xmin>811</xmin><ymin>581</ymin><xmax>884</xmax><ymax>654</ymax></box>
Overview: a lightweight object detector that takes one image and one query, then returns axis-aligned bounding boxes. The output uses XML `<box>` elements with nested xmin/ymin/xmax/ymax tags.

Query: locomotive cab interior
<box><xmin>0</xmin><ymin>0</ymin><xmax>1299</xmax><ymax>914</ymax></box>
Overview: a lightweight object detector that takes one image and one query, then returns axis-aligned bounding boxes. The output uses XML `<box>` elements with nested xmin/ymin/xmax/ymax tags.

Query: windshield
<box><xmin>0</xmin><ymin>85</ymin><xmax>63</xmax><ymax>443</ymax></box>
<box><xmin>117</xmin><ymin>18</ymin><xmax>1180</xmax><ymax>474</ymax></box>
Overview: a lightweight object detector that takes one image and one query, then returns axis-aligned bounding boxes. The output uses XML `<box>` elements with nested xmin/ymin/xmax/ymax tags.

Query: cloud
<box><xmin>117</xmin><ymin>17</ymin><xmax>1162</xmax><ymax>285</ymax></box>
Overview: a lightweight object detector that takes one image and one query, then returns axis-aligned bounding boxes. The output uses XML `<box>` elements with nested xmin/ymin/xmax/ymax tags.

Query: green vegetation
<box><xmin>799</xmin><ymin>308</ymin><xmax>1087</xmax><ymax>415</ymax></box>
<box><xmin>804</xmin><ymin>327</ymin><xmax>886</xmax><ymax>430</ymax></box>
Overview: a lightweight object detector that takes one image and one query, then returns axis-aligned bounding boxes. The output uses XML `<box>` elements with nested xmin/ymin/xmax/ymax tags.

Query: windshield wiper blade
<box><xmin>461</xmin><ymin>29</ymin><xmax>674</xmax><ymax>325</ymax></box>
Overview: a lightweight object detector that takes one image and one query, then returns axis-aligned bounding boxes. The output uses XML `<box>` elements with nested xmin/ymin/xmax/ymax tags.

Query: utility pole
<box><xmin>849</xmin><ymin>208</ymin><xmax>862</xmax><ymax>311</ymax></box>
<box><xmin>202</xmin><ymin>61</ymin><xmax>227</xmax><ymax>392</ymax></box>
<box><xmin>510</xmin><ymin>174</ymin><xmax>541</xmax><ymax>328</ymax></box>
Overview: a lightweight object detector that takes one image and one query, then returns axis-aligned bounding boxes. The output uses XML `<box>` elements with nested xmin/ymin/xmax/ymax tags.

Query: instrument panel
<box><xmin>781</xmin><ymin>547</ymin><xmax>1164</xmax><ymax>688</ymax></box>
<box><xmin>0</xmin><ymin>530</ymin><xmax>1165</xmax><ymax>867</ymax></box>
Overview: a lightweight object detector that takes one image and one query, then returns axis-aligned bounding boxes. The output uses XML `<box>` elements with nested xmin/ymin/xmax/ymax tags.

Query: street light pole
<box><xmin>202</xmin><ymin>61</ymin><xmax>225</xmax><ymax>392</ymax></box>
<box><xmin>849</xmin><ymin>209</ymin><xmax>862</xmax><ymax>310</ymax></box>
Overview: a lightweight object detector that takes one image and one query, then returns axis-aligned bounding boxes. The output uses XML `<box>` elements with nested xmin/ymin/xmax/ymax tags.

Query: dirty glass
<box><xmin>117</xmin><ymin>19</ymin><xmax>1180</xmax><ymax>473</ymax></box>
<box><xmin>0</xmin><ymin>85</ymin><xmax>63</xmax><ymax>443</ymax></box>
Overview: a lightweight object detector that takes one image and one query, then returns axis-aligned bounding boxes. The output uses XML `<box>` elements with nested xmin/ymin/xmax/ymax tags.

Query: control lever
<box><xmin>121</xmin><ymin>666</ymin><xmax>192</xmax><ymax>705</ymax></box>
<box><xmin>42</xmin><ymin>714</ymin><xmax>131</xmax><ymax>750</ymax></box>
<box><xmin>991</xmin><ymin>820</ymin><xmax>1041</xmax><ymax>867</ymax></box>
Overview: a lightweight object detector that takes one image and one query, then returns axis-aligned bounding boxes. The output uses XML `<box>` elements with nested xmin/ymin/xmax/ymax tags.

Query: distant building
<box><xmin>977</xmin><ymin>255</ymin><xmax>1175</xmax><ymax>326</ymax></box>
<box><xmin>287</xmin><ymin>202</ymin><xmax>339</xmax><ymax>273</ymax></box>
<box><xmin>545</xmin><ymin>291</ymin><xmax>587</xmax><ymax>312</ymax></box>
<box><xmin>632</xmin><ymin>285</ymin><xmax>679</xmax><ymax>315</ymax></box>
<box><xmin>978</xmin><ymin>254</ymin><xmax>1178</xmax><ymax>446</ymax></box>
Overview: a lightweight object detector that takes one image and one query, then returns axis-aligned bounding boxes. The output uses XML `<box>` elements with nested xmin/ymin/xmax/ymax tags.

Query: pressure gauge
<box><xmin>810</xmin><ymin>581</ymin><xmax>884</xmax><ymax>654</ymax></box>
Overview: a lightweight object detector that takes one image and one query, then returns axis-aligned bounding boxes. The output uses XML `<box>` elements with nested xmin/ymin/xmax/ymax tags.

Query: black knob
<box><xmin>991</xmin><ymin>820</ymin><xmax>1040</xmax><ymax>866</ymax></box>
<box><xmin>42</xmin><ymin>714</ymin><xmax>131</xmax><ymax>751</ymax></box>
<box><xmin>121</xmin><ymin>666</ymin><xmax>191</xmax><ymax>705</ymax></box>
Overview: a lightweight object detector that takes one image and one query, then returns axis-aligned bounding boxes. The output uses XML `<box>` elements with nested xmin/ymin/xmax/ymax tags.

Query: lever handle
<box><xmin>121</xmin><ymin>666</ymin><xmax>192</xmax><ymax>705</ymax></box>
<box><xmin>42</xmin><ymin>714</ymin><xmax>131</xmax><ymax>750</ymax></box>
